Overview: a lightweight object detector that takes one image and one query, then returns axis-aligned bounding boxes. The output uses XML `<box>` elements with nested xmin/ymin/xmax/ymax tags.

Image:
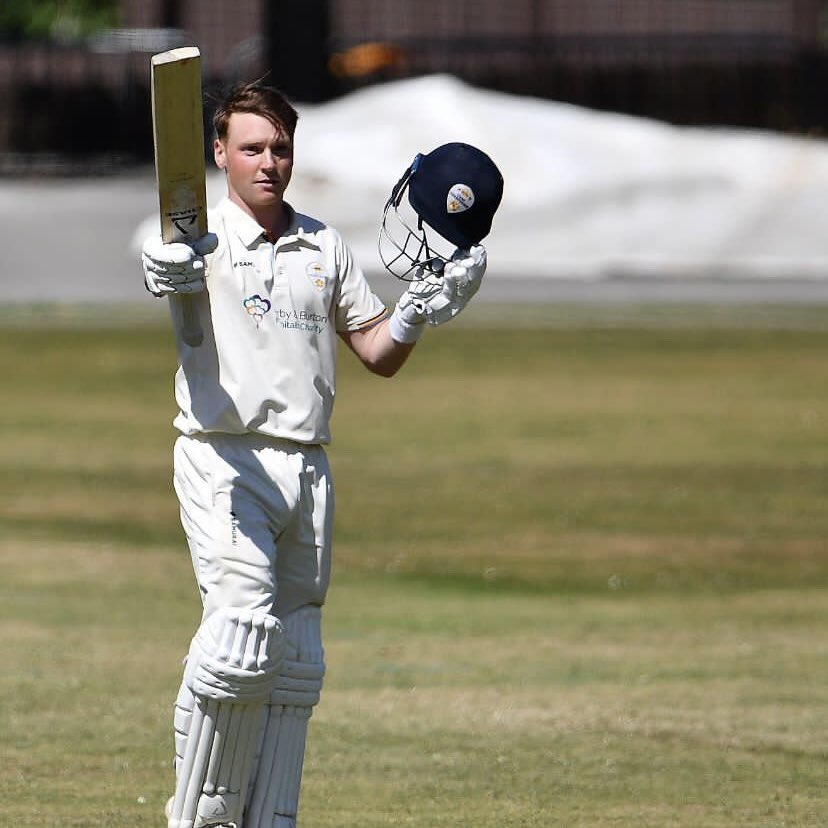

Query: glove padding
<box><xmin>388</xmin><ymin>245</ymin><xmax>487</xmax><ymax>343</ymax></box>
<box><xmin>420</xmin><ymin>245</ymin><xmax>486</xmax><ymax>326</ymax></box>
<box><xmin>142</xmin><ymin>233</ymin><xmax>218</xmax><ymax>297</ymax></box>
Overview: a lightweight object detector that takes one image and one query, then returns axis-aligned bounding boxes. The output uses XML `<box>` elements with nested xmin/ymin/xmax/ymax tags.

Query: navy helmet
<box><xmin>379</xmin><ymin>142</ymin><xmax>504</xmax><ymax>280</ymax></box>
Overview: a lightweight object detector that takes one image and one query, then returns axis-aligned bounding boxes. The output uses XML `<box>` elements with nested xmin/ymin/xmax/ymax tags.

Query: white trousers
<box><xmin>173</xmin><ymin>432</ymin><xmax>334</xmax><ymax>619</ymax></box>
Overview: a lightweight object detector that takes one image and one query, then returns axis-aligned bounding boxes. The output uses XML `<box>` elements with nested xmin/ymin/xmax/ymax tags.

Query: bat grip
<box><xmin>178</xmin><ymin>294</ymin><xmax>204</xmax><ymax>347</ymax></box>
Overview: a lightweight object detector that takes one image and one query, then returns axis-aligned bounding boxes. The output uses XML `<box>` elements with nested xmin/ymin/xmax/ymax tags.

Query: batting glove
<box><xmin>424</xmin><ymin>245</ymin><xmax>487</xmax><ymax>326</ymax></box>
<box><xmin>388</xmin><ymin>245</ymin><xmax>487</xmax><ymax>343</ymax></box>
<box><xmin>141</xmin><ymin>233</ymin><xmax>218</xmax><ymax>297</ymax></box>
<box><xmin>388</xmin><ymin>271</ymin><xmax>441</xmax><ymax>343</ymax></box>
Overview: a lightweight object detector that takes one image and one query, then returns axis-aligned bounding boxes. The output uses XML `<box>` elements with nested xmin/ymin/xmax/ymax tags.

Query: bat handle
<box><xmin>178</xmin><ymin>294</ymin><xmax>204</xmax><ymax>347</ymax></box>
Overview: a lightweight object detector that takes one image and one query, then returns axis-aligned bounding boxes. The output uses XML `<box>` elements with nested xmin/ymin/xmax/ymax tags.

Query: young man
<box><xmin>141</xmin><ymin>82</ymin><xmax>502</xmax><ymax>828</ymax></box>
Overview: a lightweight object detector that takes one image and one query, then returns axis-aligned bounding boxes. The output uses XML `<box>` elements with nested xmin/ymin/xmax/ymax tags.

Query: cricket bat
<box><xmin>151</xmin><ymin>46</ymin><xmax>208</xmax><ymax>347</ymax></box>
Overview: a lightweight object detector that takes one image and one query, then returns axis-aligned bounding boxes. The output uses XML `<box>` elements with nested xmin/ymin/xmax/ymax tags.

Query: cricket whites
<box><xmin>151</xmin><ymin>46</ymin><xmax>208</xmax><ymax>347</ymax></box>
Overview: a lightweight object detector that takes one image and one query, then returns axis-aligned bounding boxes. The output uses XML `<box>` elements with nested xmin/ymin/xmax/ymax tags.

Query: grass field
<box><xmin>0</xmin><ymin>304</ymin><xmax>826</xmax><ymax>826</ymax></box>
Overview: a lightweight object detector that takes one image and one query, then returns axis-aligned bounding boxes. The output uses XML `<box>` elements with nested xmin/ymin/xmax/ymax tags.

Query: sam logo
<box><xmin>306</xmin><ymin>261</ymin><xmax>329</xmax><ymax>291</ymax></box>
<box><xmin>243</xmin><ymin>294</ymin><xmax>272</xmax><ymax>325</ymax></box>
<box><xmin>447</xmin><ymin>183</ymin><xmax>474</xmax><ymax>214</ymax></box>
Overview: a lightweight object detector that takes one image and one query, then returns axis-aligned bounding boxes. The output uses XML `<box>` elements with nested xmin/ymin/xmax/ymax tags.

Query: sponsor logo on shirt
<box><xmin>274</xmin><ymin>307</ymin><xmax>328</xmax><ymax>335</ymax></box>
<box><xmin>243</xmin><ymin>294</ymin><xmax>272</xmax><ymax>326</ymax></box>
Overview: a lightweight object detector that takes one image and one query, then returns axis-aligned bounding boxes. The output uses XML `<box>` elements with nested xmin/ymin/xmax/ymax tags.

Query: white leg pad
<box><xmin>168</xmin><ymin>608</ymin><xmax>286</xmax><ymax>828</ymax></box>
<box><xmin>245</xmin><ymin>605</ymin><xmax>325</xmax><ymax>828</ymax></box>
<box><xmin>173</xmin><ymin>681</ymin><xmax>196</xmax><ymax>778</ymax></box>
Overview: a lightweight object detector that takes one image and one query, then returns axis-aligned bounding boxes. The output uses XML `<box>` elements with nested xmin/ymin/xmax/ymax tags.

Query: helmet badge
<box><xmin>447</xmin><ymin>184</ymin><xmax>475</xmax><ymax>214</ymax></box>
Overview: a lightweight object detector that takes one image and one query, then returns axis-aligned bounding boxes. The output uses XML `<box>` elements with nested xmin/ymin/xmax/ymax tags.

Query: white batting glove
<box><xmin>388</xmin><ymin>245</ymin><xmax>487</xmax><ymax>343</ymax></box>
<box><xmin>424</xmin><ymin>245</ymin><xmax>487</xmax><ymax>326</ymax></box>
<box><xmin>388</xmin><ymin>272</ymin><xmax>441</xmax><ymax>343</ymax></box>
<box><xmin>141</xmin><ymin>233</ymin><xmax>218</xmax><ymax>297</ymax></box>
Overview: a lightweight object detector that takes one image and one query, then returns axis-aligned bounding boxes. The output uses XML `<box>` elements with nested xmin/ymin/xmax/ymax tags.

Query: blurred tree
<box><xmin>0</xmin><ymin>0</ymin><xmax>118</xmax><ymax>42</ymax></box>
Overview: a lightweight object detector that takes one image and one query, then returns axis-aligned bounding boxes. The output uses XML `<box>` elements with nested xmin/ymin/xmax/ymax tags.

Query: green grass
<box><xmin>0</xmin><ymin>306</ymin><xmax>826</xmax><ymax>826</ymax></box>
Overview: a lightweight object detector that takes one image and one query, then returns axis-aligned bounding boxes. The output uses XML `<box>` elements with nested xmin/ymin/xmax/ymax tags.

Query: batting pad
<box><xmin>168</xmin><ymin>609</ymin><xmax>285</xmax><ymax>828</ymax></box>
<box><xmin>245</xmin><ymin>605</ymin><xmax>325</xmax><ymax>828</ymax></box>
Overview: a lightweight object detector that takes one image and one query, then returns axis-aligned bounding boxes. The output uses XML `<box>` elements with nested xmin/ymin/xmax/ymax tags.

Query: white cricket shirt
<box><xmin>171</xmin><ymin>197</ymin><xmax>387</xmax><ymax>444</ymax></box>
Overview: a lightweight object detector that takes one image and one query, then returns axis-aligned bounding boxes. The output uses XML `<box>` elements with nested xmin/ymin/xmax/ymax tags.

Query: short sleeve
<box><xmin>332</xmin><ymin>231</ymin><xmax>388</xmax><ymax>332</ymax></box>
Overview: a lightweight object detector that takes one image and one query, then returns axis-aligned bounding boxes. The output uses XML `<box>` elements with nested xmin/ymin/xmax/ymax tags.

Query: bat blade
<box><xmin>151</xmin><ymin>46</ymin><xmax>208</xmax><ymax>347</ymax></box>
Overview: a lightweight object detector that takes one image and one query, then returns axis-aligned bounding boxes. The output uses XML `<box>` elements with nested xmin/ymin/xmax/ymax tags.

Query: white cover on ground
<box><xmin>5</xmin><ymin>72</ymin><xmax>824</xmax><ymax>306</ymax></box>
<box><xmin>280</xmin><ymin>74</ymin><xmax>828</xmax><ymax>280</ymax></box>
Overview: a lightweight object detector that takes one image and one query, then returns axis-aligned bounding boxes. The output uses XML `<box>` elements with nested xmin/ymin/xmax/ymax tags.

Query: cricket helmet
<box><xmin>379</xmin><ymin>142</ymin><xmax>504</xmax><ymax>280</ymax></box>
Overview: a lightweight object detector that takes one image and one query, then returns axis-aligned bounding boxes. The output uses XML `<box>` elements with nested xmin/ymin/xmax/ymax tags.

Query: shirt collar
<box><xmin>218</xmin><ymin>197</ymin><xmax>297</xmax><ymax>248</ymax></box>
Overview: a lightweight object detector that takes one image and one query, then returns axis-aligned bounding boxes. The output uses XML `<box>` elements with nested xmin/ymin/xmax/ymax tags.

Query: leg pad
<box><xmin>245</xmin><ymin>606</ymin><xmax>325</xmax><ymax>828</ymax></box>
<box><xmin>168</xmin><ymin>608</ymin><xmax>285</xmax><ymax>828</ymax></box>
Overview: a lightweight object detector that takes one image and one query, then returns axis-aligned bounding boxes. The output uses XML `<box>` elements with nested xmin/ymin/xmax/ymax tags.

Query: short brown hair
<box><xmin>213</xmin><ymin>82</ymin><xmax>299</xmax><ymax>142</ymax></box>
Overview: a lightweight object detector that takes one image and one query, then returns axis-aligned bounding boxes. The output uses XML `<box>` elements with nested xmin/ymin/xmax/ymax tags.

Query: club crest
<box><xmin>447</xmin><ymin>183</ymin><xmax>474</xmax><ymax>214</ymax></box>
<box><xmin>306</xmin><ymin>261</ymin><xmax>330</xmax><ymax>291</ymax></box>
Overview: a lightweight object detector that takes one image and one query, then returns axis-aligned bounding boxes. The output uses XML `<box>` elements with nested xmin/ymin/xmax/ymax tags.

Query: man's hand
<box><xmin>388</xmin><ymin>245</ymin><xmax>487</xmax><ymax>343</ymax></box>
<box><xmin>142</xmin><ymin>233</ymin><xmax>218</xmax><ymax>297</ymax></box>
<box><xmin>423</xmin><ymin>245</ymin><xmax>486</xmax><ymax>326</ymax></box>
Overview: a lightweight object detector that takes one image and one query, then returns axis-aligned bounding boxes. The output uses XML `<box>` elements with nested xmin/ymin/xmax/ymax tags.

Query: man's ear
<box><xmin>214</xmin><ymin>137</ymin><xmax>226</xmax><ymax>170</ymax></box>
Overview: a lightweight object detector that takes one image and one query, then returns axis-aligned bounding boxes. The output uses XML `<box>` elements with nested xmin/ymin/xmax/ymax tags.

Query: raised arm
<box><xmin>338</xmin><ymin>319</ymin><xmax>416</xmax><ymax>378</ymax></box>
<box><xmin>339</xmin><ymin>244</ymin><xmax>487</xmax><ymax>378</ymax></box>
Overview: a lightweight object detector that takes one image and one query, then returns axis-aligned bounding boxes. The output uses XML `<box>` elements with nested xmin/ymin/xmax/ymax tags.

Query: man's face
<box><xmin>214</xmin><ymin>111</ymin><xmax>294</xmax><ymax>214</ymax></box>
